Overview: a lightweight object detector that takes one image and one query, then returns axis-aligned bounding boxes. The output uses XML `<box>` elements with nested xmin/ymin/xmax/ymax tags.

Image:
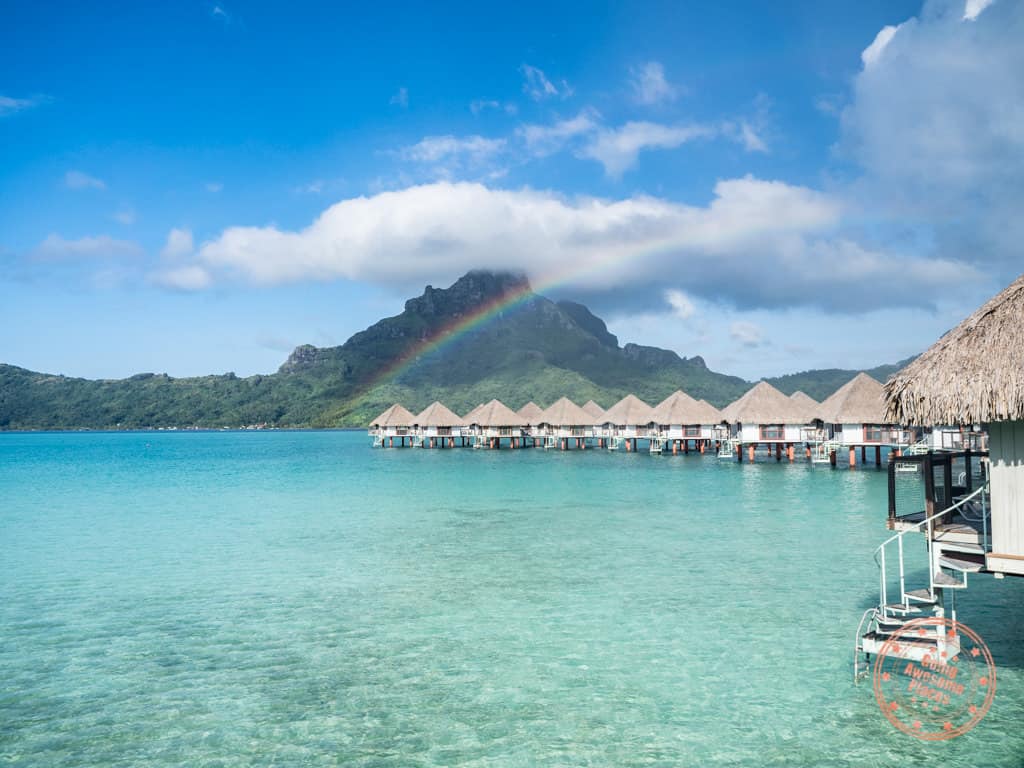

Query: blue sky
<box><xmin>2</xmin><ymin>0</ymin><xmax>1020</xmax><ymax>380</ymax></box>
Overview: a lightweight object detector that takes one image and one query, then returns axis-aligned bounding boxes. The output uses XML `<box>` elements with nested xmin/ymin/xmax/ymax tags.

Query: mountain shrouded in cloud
<box><xmin>0</xmin><ymin>270</ymin><xmax>904</xmax><ymax>430</ymax></box>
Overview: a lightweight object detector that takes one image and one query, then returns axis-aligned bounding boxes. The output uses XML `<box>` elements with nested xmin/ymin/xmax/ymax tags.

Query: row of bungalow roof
<box><xmin>371</xmin><ymin>373</ymin><xmax>894</xmax><ymax>431</ymax></box>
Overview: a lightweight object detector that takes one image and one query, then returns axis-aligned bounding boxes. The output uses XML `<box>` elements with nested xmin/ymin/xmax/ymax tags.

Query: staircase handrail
<box><xmin>872</xmin><ymin>482</ymin><xmax>989</xmax><ymax>610</ymax></box>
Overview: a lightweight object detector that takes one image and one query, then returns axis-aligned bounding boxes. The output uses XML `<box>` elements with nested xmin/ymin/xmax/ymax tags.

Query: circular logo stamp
<box><xmin>873</xmin><ymin>617</ymin><xmax>996</xmax><ymax>740</ymax></box>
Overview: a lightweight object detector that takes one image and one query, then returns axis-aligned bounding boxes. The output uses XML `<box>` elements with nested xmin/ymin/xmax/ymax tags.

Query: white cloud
<box><xmin>861</xmin><ymin>24</ymin><xmax>900</xmax><ymax>67</ymax></box>
<box><xmin>580</xmin><ymin>121</ymin><xmax>713</xmax><ymax>177</ymax></box>
<box><xmin>631</xmin><ymin>62</ymin><xmax>678</xmax><ymax>105</ymax></box>
<box><xmin>152</xmin><ymin>265</ymin><xmax>213</xmax><ymax>291</ymax></box>
<box><xmin>211</xmin><ymin>5</ymin><xmax>229</xmax><ymax>20</ymax></box>
<box><xmin>664</xmin><ymin>289</ymin><xmax>695</xmax><ymax>319</ymax></box>
<box><xmin>205</xmin><ymin>182</ymin><xmax>223</xmax><ymax>193</ymax></box>
<box><xmin>161</xmin><ymin>228</ymin><xmax>194</xmax><ymax>260</ymax></box>
<box><xmin>400</xmin><ymin>135</ymin><xmax>506</xmax><ymax>165</ymax></box>
<box><xmin>729</xmin><ymin>321</ymin><xmax>765</xmax><ymax>347</ymax></box>
<box><xmin>840</xmin><ymin>0</ymin><xmax>1024</xmax><ymax>270</ymax></box>
<box><xmin>0</xmin><ymin>94</ymin><xmax>48</xmax><ymax>117</ymax></box>
<box><xmin>470</xmin><ymin>99</ymin><xmax>517</xmax><ymax>115</ymax></box>
<box><xmin>518</xmin><ymin>110</ymin><xmax>600</xmax><ymax>157</ymax></box>
<box><xmin>170</xmin><ymin>179</ymin><xmax>978</xmax><ymax>313</ymax></box>
<box><xmin>963</xmin><ymin>0</ymin><xmax>994</xmax><ymax>21</ymax></box>
<box><xmin>390</xmin><ymin>87</ymin><xmax>409</xmax><ymax>108</ymax></box>
<box><xmin>33</xmin><ymin>234</ymin><xmax>142</xmax><ymax>261</ymax></box>
<box><xmin>65</xmin><ymin>170</ymin><xmax>106</xmax><ymax>190</ymax></box>
<box><xmin>521</xmin><ymin>64</ymin><xmax>572</xmax><ymax>101</ymax></box>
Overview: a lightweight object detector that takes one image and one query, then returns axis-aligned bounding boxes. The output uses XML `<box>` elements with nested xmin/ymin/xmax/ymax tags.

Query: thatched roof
<box><xmin>789</xmin><ymin>391</ymin><xmax>821</xmax><ymax>422</ymax></box>
<box><xmin>600</xmin><ymin>394</ymin><xmax>654</xmax><ymax>425</ymax></box>
<box><xmin>414</xmin><ymin>401</ymin><xmax>466</xmax><ymax>427</ymax></box>
<box><xmin>517</xmin><ymin>402</ymin><xmax>544</xmax><ymax>424</ymax></box>
<box><xmin>885</xmin><ymin>273</ymin><xmax>1024</xmax><ymax>425</ymax></box>
<box><xmin>581</xmin><ymin>400</ymin><xmax>605</xmax><ymax>420</ymax></box>
<box><xmin>462</xmin><ymin>403</ymin><xmax>485</xmax><ymax>422</ymax></box>
<box><xmin>538</xmin><ymin>397</ymin><xmax>593</xmax><ymax>426</ymax></box>
<box><xmin>651</xmin><ymin>390</ymin><xmax>720</xmax><ymax>425</ymax></box>
<box><xmin>720</xmin><ymin>381</ymin><xmax>807</xmax><ymax>424</ymax></box>
<box><xmin>817</xmin><ymin>373</ymin><xmax>887</xmax><ymax>424</ymax></box>
<box><xmin>466</xmin><ymin>399</ymin><xmax>524</xmax><ymax>427</ymax></box>
<box><xmin>370</xmin><ymin>403</ymin><xmax>416</xmax><ymax>427</ymax></box>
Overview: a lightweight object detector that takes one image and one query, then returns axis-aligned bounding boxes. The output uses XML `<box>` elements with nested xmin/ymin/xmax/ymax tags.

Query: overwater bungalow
<box><xmin>814</xmin><ymin>373</ymin><xmax>912</xmax><ymax>465</ymax></box>
<box><xmin>464</xmin><ymin>399</ymin><xmax>525</xmax><ymax>449</ymax></box>
<box><xmin>517</xmin><ymin>401</ymin><xmax>545</xmax><ymax>444</ymax></box>
<box><xmin>536</xmin><ymin>397</ymin><xmax>595</xmax><ymax>450</ymax></box>
<box><xmin>649</xmin><ymin>390</ymin><xmax>721</xmax><ymax>454</ymax></box>
<box><xmin>788</xmin><ymin>391</ymin><xmax>823</xmax><ymax>444</ymax></box>
<box><xmin>720</xmin><ymin>381</ymin><xmax>809</xmax><ymax>462</ymax></box>
<box><xmin>598</xmin><ymin>394</ymin><xmax>655</xmax><ymax>451</ymax></box>
<box><xmin>412</xmin><ymin>401</ymin><xmax>466</xmax><ymax>448</ymax></box>
<box><xmin>369</xmin><ymin>403</ymin><xmax>416</xmax><ymax>447</ymax></box>
<box><xmin>855</xmin><ymin>272</ymin><xmax>1023</xmax><ymax>675</ymax></box>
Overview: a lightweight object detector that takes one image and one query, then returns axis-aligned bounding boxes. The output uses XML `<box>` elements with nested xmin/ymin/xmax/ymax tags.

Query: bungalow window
<box><xmin>760</xmin><ymin>424</ymin><xmax>784</xmax><ymax>440</ymax></box>
<box><xmin>863</xmin><ymin>425</ymin><xmax>885</xmax><ymax>442</ymax></box>
<box><xmin>684</xmin><ymin>425</ymin><xmax>701</xmax><ymax>437</ymax></box>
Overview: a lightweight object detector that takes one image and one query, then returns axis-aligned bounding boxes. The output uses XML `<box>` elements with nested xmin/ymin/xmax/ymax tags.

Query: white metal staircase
<box><xmin>853</xmin><ymin>483</ymin><xmax>990</xmax><ymax>683</ymax></box>
<box><xmin>811</xmin><ymin>440</ymin><xmax>840</xmax><ymax>464</ymax></box>
<box><xmin>717</xmin><ymin>438</ymin><xmax>735</xmax><ymax>459</ymax></box>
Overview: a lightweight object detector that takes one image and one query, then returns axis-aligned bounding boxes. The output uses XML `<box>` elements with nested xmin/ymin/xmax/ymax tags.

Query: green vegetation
<box><xmin>0</xmin><ymin>271</ymin><xmax>911</xmax><ymax>430</ymax></box>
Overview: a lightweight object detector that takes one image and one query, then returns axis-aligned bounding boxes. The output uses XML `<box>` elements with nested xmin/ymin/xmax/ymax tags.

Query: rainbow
<box><xmin>361</xmin><ymin>260</ymin><xmax>631</xmax><ymax>396</ymax></box>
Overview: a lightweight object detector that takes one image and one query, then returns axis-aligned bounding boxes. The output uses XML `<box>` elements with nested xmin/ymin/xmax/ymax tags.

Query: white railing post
<box><xmin>897</xmin><ymin>535</ymin><xmax>906</xmax><ymax>605</ymax></box>
<box><xmin>879</xmin><ymin>546</ymin><xmax>887</xmax><ymax>609</ymax></box>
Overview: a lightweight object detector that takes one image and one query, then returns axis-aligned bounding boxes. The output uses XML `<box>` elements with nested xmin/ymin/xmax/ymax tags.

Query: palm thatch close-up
<box><xmin>721</xmin><ymin>381</ymin><xmax>806</xmax><ymax>424</ymax></box>
<box><xmin>465</xmin><ymin>399</ymin><xmax>524</xmax><ymax>427</ymax></box>
<box><xmin>414</xmin><ymin>401</ymin><xmax>465</xmax><ymax>427</ymax></box>
<box><xmin>788</xmin><ymin>391</ymin><xmax>820</xmax><ymax>423</ymax></box>
<box><xmin>370</xmin><ymin>403</ymin><xmax>416</xmax><ymax>427</ymax></box>
<box><xmin>600</xmin><ymin>394</ymin><xmax>654</xmax><ymax>425</ymax></box>
<box><xmin>538</xmin><ymin>397</ymin><xmax>593</xmax><ymax>426</ymax></box>
<box><xmin>885</xmin><ymin>272</ymin><xmax>1024</xmax><ymax>426</ymax></box>
<box><xmin>817</xmin><ymin>374</ymin><xmax>887</xmax><ymax>425</ymax></box>
<box><xmin>516</xmin><ymin>401</ymin><xmax>545</xmax><ymax>425</ymax></box>
<box><xmin>651</xmin><ymin>390</ymin><xmax>721</xmax><ymax>425</ymax></box>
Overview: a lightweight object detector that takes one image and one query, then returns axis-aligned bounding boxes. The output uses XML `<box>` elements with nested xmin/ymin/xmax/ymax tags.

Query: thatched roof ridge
<box><xmin>817</xmin><ymin>373</ymin><xmax>887</xmax><ymax>424</ymax></box>
<box><xmin>600</xmin><ymin>394</ymin><xmax>654</xmax><ymax>425</ymax></box>
<box><xmin>370</xmin><ymin>403</ymin><xmax>416</xmax><ymax>427</ymax></box>
<box><xmin>651</xmin><ymin>390</ymin><xmax>719</xmax><ymax>425</ymax></box>
<box><xmin>538</xmin><ymin>397</ymin><xmax>593</xmax><ymax>426</ymax></box>
<box><xmin>467</xmin><ymin>399</ymin><xmax>524</xmax><ymax>427</ymax></box>
<box><xmin>697</xmin><ymin>400</ymin><xmax>723</xmax><ymax>422</ymax></box>
<box><xmin>789</xmin><ymin>391</ymin><xmax>821</xmax><ymax>422</ymax></box>
<box><xmin>581</xmin><ymin>400</ymin><xmax>605</xmax><ymax>420</ymax></box>
<box><xmin>517</xmin><ymin>402</ymin><xmax>544</xmax><ymax>424</ymax></box>
<box><xmin>462</xmin><ymin>403</ymin><xmax>485</xmax><ymax>423</ymax></box>
<box><xmin>885</xmin><ymin>273</ymin><xmax>1024</xmax><ymax>425</ymax></box>
<box><xmin>720</xmin><ymin>381</ymin><xmax>807</xmax><ymax>424</ymax></box>
<box><xmin>414</xmin><ymin>401</ymin><xmax>466</xmax><ymax>427</ymax></box>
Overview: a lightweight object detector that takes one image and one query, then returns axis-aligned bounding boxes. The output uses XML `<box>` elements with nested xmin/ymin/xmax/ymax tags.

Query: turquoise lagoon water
<box><xmin>2</xmin><ymin>430</ymin><xmax>1022</xmax><ymax>767</ymax></box>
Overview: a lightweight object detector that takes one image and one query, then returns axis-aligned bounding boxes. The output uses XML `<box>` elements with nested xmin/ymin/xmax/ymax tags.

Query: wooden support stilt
<box><xmin>672</xmin><ymin>441</ymin><xmax>678</xmax><ymax>455</ymax></box>
<box><xmin>787</xmin><ymin>444</ymin><xmax>794</xmax><ymax>462</ymax></box>
<box><xmin>875</xmin><ymin>445</ymin><xmax>881</xmax><ymax>466</ymax></box>
<box><xmin>805</xmin><ymin>445</ymin><xmax>811</xmax><ymax>459</ymax></box>
<box><xmin>736</xmin><ymin>443</ymin><xmax>742</xmax><ymax>462</ymax></box>
<box><xmin>829</xmin><ymin>449</ymin><xmax>837</xmax><ymax>467</ymax></box>
<box><xmin>775</xmin><ymin>443</ymin><xmax>782</xmax><ymax>461</ymax></box>
<box><xmin>861</xmin><ymin>446</ymin><xmax>867</xmax><ymax>463</ymax></box>
<box><xmin>700</xmin><ymin>440</ymin><xmax>706</xmax><ymax>454</ymax></box>
<box><xmin>849</xmin><ymin>447</ymin><xmax>857</xmax><ymax>467</ymax></box>
<box><xmin>749</xmin><ymin>444</ymin><xmax>756</xmax><ymax>462</ymax></box>
<box><xmin>389</xmin><ymin>437</ymin><xmax>393</xmax><ymax>448</ymax></box>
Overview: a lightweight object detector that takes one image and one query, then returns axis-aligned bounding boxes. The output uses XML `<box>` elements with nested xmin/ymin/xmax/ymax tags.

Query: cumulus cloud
<box><xmin>580</xmin><ymin>121</ymin><xmax>714</xmax><ymax>177</ymax></box>
<box><xmin>162</xmin><ymin>179</ymin><xmax>977</xmax><ymax>312</ymax></box>
<box><xmin>161</xmin><ymin>228</ymin><xmax>194</xmax><ymax>260</ymax></box>
<box><xmin>664</xmin><ymin>289</ymin><xmax>695</xmax><ymax>319</ymax></box>
<box><xmin>729</xmin><ymin>321</ymin><xmax>765</xmax><ymax>347</ymax></box>
<box><xmin>400</xmin><ymin>135</ymin><xmax>505</xmax><ymax>165</ymax></box>
<box><xmin>518</xmin><ymin>110</ymin><xmax>600</xmax><ymax>157</ymax></box>
<box><xmin>839</xmin><ymin>0</ymin><xmax>1024</xmax><ymax>270</ymax></box>
<box><xmin>152</xmin><ymin>265</ymin><xmax>213</xmax><ymax>291</ymax></box>
<box><xmin>65</xmin><ymin>170</ymin><xmax>106</xmax><ymax>190</ymax></box>
<box><xmin>963</xmin><ymin>0</ymin><xmax>994</xmax><ymax>21</ymax></box>
<box><xmin>521</xmin><ymin>64</ymin><xmax>572</xmax><ymax>101</ymax></box>
<box><xmin>631</xmin><ymin>62</ymin><xmax>678</xmax><ymax>105</ymax></box>
<box><xmin>33</xmin><ymin>234</ymin><xmax>142</xmax><ymax>260</ymax></box>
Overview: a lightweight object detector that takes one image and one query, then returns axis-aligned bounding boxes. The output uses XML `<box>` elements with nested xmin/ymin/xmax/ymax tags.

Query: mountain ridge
<box><xmin>0</xmin><ymin>270</ymin><xmax>912</xmax><ymax>429</ymax></box>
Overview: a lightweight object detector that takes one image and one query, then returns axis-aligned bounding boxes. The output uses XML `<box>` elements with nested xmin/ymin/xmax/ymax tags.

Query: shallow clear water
<box><xmin>1</xmin><ymin>431</ymin><xmax>1022</xmax><ymax>767</ymax></box>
